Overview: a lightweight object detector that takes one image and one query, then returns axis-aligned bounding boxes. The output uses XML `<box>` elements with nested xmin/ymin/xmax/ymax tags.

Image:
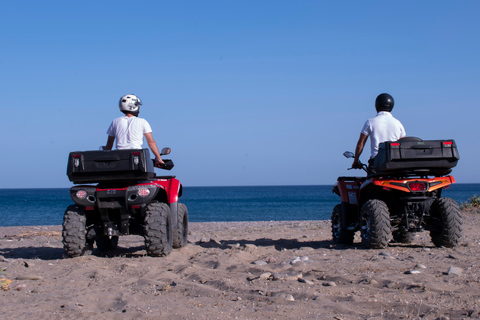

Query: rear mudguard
<box><xmin>362</xmin><ymin>175</ymin><xmax>455</xmax><ymax>193</ymax></box>
<box><xmin>333</xmin><ymin>177</ymin><xmax>365</xmax><ymax>229</ymax></box>
<box><xmin>154</xmin><ymin>177</ymin><xmax>182</xmax><ymax>204</ymax></box>
<box><xmin>333</xmin><ymin>177</ymin><xmax>365</xmax><ymax>205</ymax></box>
<box><xmin>153</xmin><ymin>177</ymin><xmax>183</xmax><ymax>231</ymax></box>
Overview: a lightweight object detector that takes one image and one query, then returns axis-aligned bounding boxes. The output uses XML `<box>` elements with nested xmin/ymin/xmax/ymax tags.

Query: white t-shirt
<box><xmin>361</xmin><ymin>111</ymin><xmax>406</xmax><ymax>159</ymax></box>
<box><xmin>107</xmin><ymin>116</ymin><xmax>152</xmax><ymax>150</ymax></box>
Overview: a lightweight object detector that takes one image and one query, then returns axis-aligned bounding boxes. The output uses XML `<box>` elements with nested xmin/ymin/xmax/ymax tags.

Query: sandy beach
<box><xmin>1</xmin><ymin>210</ymin><xmax>479</xmax><ymax>320</ymax></box>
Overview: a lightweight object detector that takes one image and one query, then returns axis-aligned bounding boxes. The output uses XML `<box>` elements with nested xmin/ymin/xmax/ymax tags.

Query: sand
<box><xmin>1</xmin><ymin>211</ymin><xmax>479</xmax><ymax>320</ymax></box>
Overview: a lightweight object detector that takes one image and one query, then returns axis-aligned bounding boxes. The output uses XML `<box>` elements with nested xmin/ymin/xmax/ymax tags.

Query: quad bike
<box><xmin>63</xmin><ymin>147</ymin><xmax>188</xmax><ymax>257</ymax></box>
<box><xmin>331</xmin><ymin>138</ymin><xmax>462</xmax><ymax>249</ymax></box>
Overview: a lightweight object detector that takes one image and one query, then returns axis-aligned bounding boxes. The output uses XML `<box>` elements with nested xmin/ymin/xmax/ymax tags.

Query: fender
<box><xmin>154</xmin><ymin>178</ymin><xmax>182</xmax><ymax>234</ymax></box>
<box><xmin>369</xmin><ymin>175</ymin><xmax>455</xmax><ymax>193</ymax></box>
<box><xmin>335</xmin><ymin>177</ymin><xmax>363</xmax><ymax>205</ymax></box>
<box><xmin>155</xmin><ymin>178</ymin><xmax>182</xmax><ymax>204</ymax></box>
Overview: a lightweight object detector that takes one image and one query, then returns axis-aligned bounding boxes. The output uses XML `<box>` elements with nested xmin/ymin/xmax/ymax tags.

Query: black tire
<box><xmin>95</xmin><ymin>235</ymin><xmax>119</xmax><ymax>252</ymax></box>
<box><xmin>62</xmin><ymin>205</ymin><xmax>87</xmax><ymax>258</ymax></box>
<box><xmin>331</xmin><ymin>204</ymin><xmax>354</xmax><ymax>245</ymax></box>
<box><xmin>173</xmin><ymin>203</ymin><xmax>189</xmax><ymax>249</ymax></box>
<box><xmin>144</xmin><ymin>202</ymin><xmax>173</xmax><ymax>256</ymax></box>
<box><xmin>360</xmin><ymin>199</ymin><xmax>391</xmax><ymax>249</ymax></box>
<box><xmin>429</xmin><ymin>197</ymin><xmax>463</xmax><ymax>248</ymax></box>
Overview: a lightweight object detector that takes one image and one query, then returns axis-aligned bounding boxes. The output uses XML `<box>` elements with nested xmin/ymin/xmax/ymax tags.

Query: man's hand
<box><xmin>154</xmin><ymin>159</ymin><xmax>165</xmax><ymax>168</ymax></box>
<box><xmin>352</xmin><ymin>159</ymin><xmax>363</xmax><ymax>169</ymax></box>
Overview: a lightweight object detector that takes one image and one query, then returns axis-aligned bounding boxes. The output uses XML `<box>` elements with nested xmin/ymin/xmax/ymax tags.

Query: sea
<box><xmin>1</xmin><ymin>184</ymin><xmax>479</xmax><ymax>227</ymax></box>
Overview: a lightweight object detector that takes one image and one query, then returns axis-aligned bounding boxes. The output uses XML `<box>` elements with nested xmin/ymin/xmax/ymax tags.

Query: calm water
<box><xmin>0</xmin><ymin>184</ymin><xmax>479</xmax><ymax>227</ymax></box>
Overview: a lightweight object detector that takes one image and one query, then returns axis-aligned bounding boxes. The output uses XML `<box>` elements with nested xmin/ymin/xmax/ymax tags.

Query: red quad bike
<box><xmin>331</xmin><ymin>137</ymin><xmax>462</xmax><ymax>249</ymax></box>
<box><xmin>63</xmin><ymin>147</ymin><xmax>188</xmax><ymax>257</ymax></box>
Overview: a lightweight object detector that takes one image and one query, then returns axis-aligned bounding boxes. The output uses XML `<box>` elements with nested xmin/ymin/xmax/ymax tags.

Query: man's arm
<box><xmin>103</xmin><ymin>136</ymin><xmax>115</xmax><ymax>150</ymax></box>
<box><xmin>352</xmin><ymin>133</ymin><xmax>368</xmax><ymax>168</ymax></box>
<box><xmin>144</xmin><ymin>132</ymin><xmax>165</xmax><ymax>166</ymax></box>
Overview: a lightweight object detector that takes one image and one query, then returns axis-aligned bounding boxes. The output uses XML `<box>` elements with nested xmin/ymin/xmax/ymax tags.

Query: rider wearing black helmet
<box><xmin>352</xmin><ymin>93</ymin><xmax>406</xmax><ymax>174</ymax></box>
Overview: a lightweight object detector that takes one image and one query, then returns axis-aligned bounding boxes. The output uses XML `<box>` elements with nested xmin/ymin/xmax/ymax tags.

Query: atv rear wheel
<box><xmin>331</xmin><ymin>204</ymin><xmax>354</xmax><ymax>245</ymax></box>
<box><xmin>173</xmin><ymin>203</ymin><xmax>189</xmax><ymax>248</ymax></box>
<box><xmin>429</xmin><ymin>197</ymin><xmax>463</xmax><ymax>248</ymax></box>
<box><xmin>144</xmin><ymin>201</ymin><xmax>173</xmax><ymax>256</ymax></box>
<box><xmin>62</xmin><ymin>205</ymin><xmax>88</xmax><ymax>257</ymax></box>
<box><xmin>360</xmin><ymin>199</ymin><xmax>391</xmax><ymax>249</ymax></box>
<box><xmin>95</xmin><ymin>235</ymin><xmax>119</xmax><ymax>252</ymax></box>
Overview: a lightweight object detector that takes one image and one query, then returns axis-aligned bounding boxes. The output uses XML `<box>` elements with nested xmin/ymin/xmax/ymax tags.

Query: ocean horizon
<box><xmin>1</xmin><ymin>183</ymin><xmax>479</xmax><ymax>227</ymax></box>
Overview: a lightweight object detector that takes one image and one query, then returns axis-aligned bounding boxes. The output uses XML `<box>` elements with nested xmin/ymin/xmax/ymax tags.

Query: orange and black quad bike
<box><xmin>332</xmin><ymin>137</ymin><xmax>463</xmax><ymax>249</ymax></box>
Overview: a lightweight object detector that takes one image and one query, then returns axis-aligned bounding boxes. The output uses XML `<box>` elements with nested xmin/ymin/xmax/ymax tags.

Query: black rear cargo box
<box><xmin>374</xmin><ymin>137</ymin><xmax>459</xmax><ymax>176</ymax></box>
<box><xmin>67</xmin><ymin>149</ymin><xmax>155</xmax><ymax>184</ymax></box>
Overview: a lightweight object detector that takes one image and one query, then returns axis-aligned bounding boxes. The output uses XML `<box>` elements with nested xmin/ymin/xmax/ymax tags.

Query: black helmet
<box><xmin>375</xmin><ymin>93</ymin><xmax>394</xmax><ymax>112</ymax></box>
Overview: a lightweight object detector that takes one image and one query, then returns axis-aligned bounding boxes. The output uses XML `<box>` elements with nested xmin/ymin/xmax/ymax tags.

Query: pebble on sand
<box><xmin>447</xmin><ymin>266</ymin><xmax>462</xmax><ymax>276</ymax></box>
<box><xmin>323</xmin><ymin>281</ymin><xmax>337</xmax><ymax>287</ymax></box>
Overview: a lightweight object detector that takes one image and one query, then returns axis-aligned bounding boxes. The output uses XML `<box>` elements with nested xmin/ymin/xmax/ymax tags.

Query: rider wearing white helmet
<box><xmin>119</xmin><ymin>94</ymin><xmax>142</xmax><ymax>116</ymax></box>
<box><xmin>103</xmin><ymin>94</ymin><xmax>164</xmax><ymax>167</ymax></box>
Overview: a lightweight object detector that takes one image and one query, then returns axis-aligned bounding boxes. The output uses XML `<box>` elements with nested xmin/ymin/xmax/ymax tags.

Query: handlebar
<box><xmin>348</xmin><ymin>160</ymin><xmax>368</xmax><ymax>172</ymax></box>
<box><xmin>343</xmin><ymin>151</ymin><xmax>367</xmax><ymax>172</ymax></box>
<box><xmin>348</xmin><ymin>164</ymin><xmax>368</xmax><ymax>172</ymax></box>
<box><xmin>153</xmin><ymin>159</ymin><xmax>174</xmax><ymax>170</ymax></box>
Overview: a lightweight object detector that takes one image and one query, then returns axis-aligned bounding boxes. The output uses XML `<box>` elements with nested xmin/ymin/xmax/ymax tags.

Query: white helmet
<box><xmin>119</xmin><ymin>94</ymin><xmax>142</xmax><ymax>115</ymax></box>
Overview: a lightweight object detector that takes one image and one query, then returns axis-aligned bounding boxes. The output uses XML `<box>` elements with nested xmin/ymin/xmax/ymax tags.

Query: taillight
<box><xmin>72</xmin><ymin>154</ymin><xmax>81</xmax><ymax>167</ymax></box>
<box><xmin>138</xmin><ymin>188</ymin><xmax>150</xmax><ymax>197</ymax></box>
<box><xmin>391</xmin><ymin>143</ymin><xmax>400</xmax><ymax>146</ymax></box>
<box><xmin>409</xmin><ymin>182</ymin><xmax>427</xmax><ymax>191</ymax></box>
<box><xmin>132</xmin><ymin>152</ymin><xmax>141</xmax><ymax>165</ymax></box>
<box><xmin>443</xmin><ymin>141</ymin><xmax>453</xmax><ymax>146</ymax></box>
<box><xmin>76</xmin><ymin>190</ymin><xmax>88</xmax><ymax>199</ymax></box>
<box><xmin>127</xmin><ymin>185</ymin><xmax>156</xmax><ymax>202</ymax></box>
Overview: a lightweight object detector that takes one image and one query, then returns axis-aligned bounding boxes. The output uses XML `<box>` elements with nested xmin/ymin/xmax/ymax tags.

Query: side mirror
<box><xmin>343</xmin><ymin>151</ymin><xmax>354</xmax><ymax>159</ymax></box>
<box><xmin>160</xmin><ymin>147</ymin><xmax>171</xmax><ymax>156</ymax></box>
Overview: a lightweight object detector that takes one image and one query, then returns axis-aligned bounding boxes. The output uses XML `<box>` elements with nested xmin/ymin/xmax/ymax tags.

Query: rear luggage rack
<box><xmin>67</xmin><ymin>149</ymin><xmax>155</xmax><ymax>184</ymax></box>
<box><xmin>374</xmin><ymin>138</ymin><xmax>459</xmax><ymax>177</ymax></box>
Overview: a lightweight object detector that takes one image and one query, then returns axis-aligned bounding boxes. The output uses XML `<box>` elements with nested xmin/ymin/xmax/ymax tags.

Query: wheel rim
<box><xmin>361</xmin><ymin>213</ymin><xmax>371</xmax><ymax>241</ymax></box>
<box><xmin>332</xmin><ymin>211</ymin><xmax>341</xmax><ymax>239</ymax></box>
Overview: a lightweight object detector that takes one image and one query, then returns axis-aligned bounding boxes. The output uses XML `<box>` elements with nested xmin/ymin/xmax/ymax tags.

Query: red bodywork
<box><xmin>152</xmin><ymin>177</ymin><xmax>182</xmax><ymax>204</ymax></box>
<box><xmin>335</xmin><ymin>178</ymin><xmax>363</xmax><ymax>205</ymax></box>
<box><xmin>72</xmin><ymin>176</ymin><xmax>182</xmax><ymax>211</ymax></box>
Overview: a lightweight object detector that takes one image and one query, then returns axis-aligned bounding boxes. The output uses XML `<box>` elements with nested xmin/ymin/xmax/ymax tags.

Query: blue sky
<box><xmin>1</xmin><ymin>1</ymin><xmax>479</xmax><ymax>188</ymax></box>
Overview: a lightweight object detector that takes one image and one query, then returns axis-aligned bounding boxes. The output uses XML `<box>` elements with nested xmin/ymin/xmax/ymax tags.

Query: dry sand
<box><xmin>1</xmin><ymin>211</ymin><xmax>480</xmax><ymax>320</ymax></box>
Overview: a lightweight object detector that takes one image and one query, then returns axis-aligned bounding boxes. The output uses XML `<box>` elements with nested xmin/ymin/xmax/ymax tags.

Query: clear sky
<box><xmin>1</xmin><ymin>1</ymin><xmax>479</xmax><ymax>188</ymax></box>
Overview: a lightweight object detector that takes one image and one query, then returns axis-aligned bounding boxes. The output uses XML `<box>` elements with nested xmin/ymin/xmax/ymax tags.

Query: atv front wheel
<box><xmin>173</xmin><ymin>203</ymin><xmax>189</xmax><ymax>248</ymax></box>
<box><xmin>144</xmin><ymin>201</ymin><xmax>173</xmax><ymax>256</ymax></box>
<box><xmin>331</xmin><ymin>204</ymin><xmax>354</xmax><ymax>245</ymax></box>
<box><xmin>429</xmin><ymin>197</ymin><xmax>463</xmax><ymax>248</ymax></box>
<box><xmin>62</xmin><ymin>205</ymin><xmax>88</xmax><ymax>257</ymax></box>
<box><xmin>360</xmin><ymin>199</ymin><xmax>391</xmax><ymax>249</ymax></box>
